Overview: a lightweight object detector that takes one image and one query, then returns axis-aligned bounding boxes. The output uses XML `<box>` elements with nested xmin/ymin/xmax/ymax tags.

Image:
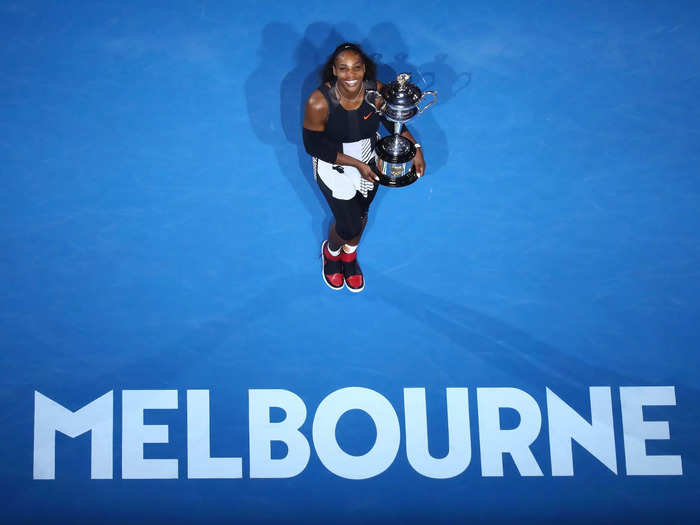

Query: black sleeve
<box><xmin>303</xmin><ymin>128</ymin><xmax>339</xmax><ymax>164</ymax></box>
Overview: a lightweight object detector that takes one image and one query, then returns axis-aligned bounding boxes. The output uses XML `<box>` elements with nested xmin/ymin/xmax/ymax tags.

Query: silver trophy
<box><xmin>365</xmin><ymin>73</ymin><xmax>437</xmax><ymax>187</ymax></box>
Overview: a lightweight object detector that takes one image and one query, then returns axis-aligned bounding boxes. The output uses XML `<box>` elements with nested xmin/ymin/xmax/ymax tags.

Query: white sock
<box><xmin>342</xmin><ymin>244</ymin><xmax>357</xmax><ymax>253</ymax></box>
<box><xmin>327</xmin><ymin>243</ymin><xmax>341</xmax><ymax>256</ymax></box>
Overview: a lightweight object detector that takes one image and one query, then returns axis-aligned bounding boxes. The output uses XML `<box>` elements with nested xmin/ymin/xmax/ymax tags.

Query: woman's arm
<box><xmin>303</xmin><ymin>91</ymin><xmax>379</xmax><ymax>182</ymax></box>
<box><xmin>399</xmin><ymin>126</ymin><xmax>426</xmax><ymax>178</ymax></box>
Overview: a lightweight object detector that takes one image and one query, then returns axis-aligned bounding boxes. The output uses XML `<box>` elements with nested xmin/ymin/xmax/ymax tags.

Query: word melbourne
<box><xmin>33</xmin><ymin>386</ymin><xmax>683</xmax><ymax>480</ymax></box>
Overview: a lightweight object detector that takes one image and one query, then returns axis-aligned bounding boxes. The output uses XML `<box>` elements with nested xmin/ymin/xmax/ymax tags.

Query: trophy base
<box><xmin>369</xmin><ymin>159</ymin><xmax>419</xmax><ymax>188</ymax></box>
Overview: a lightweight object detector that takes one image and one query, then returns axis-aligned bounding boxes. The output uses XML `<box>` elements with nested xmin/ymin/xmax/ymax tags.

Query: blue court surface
<box><xmin>2</xmin><ymin>1</ymin><xmax>700</xmax><ymax>523</ymax></box>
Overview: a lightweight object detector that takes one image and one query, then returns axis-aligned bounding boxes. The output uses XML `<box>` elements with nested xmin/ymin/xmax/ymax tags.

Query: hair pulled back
<box><xmin>320</xmin><ymin>42</ymin><xmax>377</xmax><ymax>84</ymax></box>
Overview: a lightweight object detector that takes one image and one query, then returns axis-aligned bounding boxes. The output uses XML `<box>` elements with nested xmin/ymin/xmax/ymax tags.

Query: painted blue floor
<box><xmin>2</xmin><ymin>1</ymin><xmax>700</xmax><ymax>522</ymax></box>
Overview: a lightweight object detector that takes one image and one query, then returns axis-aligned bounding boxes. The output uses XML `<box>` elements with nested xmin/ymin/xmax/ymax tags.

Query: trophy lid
<box><xmin>382</xmin><ymin>73</ymin><xmax>423</xmax><ymax>107</ymax></box>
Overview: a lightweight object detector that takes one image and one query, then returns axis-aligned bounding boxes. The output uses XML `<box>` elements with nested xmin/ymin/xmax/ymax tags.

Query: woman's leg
<box><xmin>328</xmin><ymin>222</ymin><xmax>345</xmax><ymax>252</ymax></box>
<box><xmin>338</xmin><ymin>189</ymin><xmax>378</xmax><ymax>292</ymax></box>
<box><xmin>317</xmin><ymin>177</ymin><xmax>378</xmax><ymax>291</ymax></box>
<box><xmin>317</xmin><ymin>177</ymin><xmax>357</xmax><ymax>289</ymax></box>
<box><xmin>343</xmin><ymin>183</ymin><xmax>377</xmax><ymax>247</ymax></box>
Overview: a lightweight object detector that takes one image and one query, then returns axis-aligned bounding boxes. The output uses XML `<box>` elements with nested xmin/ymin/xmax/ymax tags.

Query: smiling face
<box><xmin>332</xmin><ymin>50</ymin><xmax>366</xmax><ymax>95</ymax></box>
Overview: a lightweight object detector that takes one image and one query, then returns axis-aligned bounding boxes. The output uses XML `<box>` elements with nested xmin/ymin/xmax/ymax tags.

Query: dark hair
<box><xmin>320</xmin><ymin>42</ymin><xmax>377</xmax><ymax>83</ymax></box>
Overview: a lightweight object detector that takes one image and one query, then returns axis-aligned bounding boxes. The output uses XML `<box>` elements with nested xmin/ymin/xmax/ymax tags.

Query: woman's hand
<box><xmin>413</xmin><ymin>147</ymin><xmax>426</xmax><ymax>178</ymax></box>
<box><xmin>358</xmin><ymin>162</ymin><xmax>380</xmax><ymax>183</ymax></box>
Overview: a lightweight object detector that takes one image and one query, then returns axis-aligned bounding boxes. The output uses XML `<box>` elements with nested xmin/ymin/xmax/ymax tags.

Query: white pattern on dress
<box><xmin>313</xmin><ymin>137</ymin><xmax>376</xmax><ymax>199</ymax></box>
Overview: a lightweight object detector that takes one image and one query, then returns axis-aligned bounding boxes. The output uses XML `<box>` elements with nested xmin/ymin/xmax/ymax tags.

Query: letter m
<box><xmin>33</xmin><ymin>391</ymin><xmax>113</xmax><ymax>479</ymax></box>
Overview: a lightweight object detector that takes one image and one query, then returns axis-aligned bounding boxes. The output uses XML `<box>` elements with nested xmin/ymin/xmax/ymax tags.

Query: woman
<box><xmin>302</xmin><ymin>42</ymin><xmax>426</xmax><ymax>292</ymax></box>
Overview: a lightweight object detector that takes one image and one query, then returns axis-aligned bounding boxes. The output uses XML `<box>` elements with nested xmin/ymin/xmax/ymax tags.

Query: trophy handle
<box><xmin>417</xmin><ymin>90</ymin><xmax>437</xmax><ymax>114</ymax></box>
<box><xmin>364</xmin><ymin>90</ymin><xmax>385</xmax><ymax>115</ymax></box>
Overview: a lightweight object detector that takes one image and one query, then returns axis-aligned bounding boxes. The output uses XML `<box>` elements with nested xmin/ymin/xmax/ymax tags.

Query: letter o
<box><xmin>312</xmin><ymin>387</ymin><xmax>400</xmax><ymax>479</ymax></box>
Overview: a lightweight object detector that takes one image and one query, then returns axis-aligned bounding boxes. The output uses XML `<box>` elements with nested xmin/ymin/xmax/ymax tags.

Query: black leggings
<box><xmin>317</xmin><ymin>176</ymin><xmax>379</xmax><ymax>241</ymax></box>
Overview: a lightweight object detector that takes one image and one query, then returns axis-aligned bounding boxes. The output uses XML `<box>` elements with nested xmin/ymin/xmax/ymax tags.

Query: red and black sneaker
<box><xmin>341</xmin><ymin>249</ymin><xmax>364</xmax><ymax>292</ymax></box>
<box><xmin>321</xmin><ymin>241</ymin><xmax>344</xmax><ymax>290</ymax></box>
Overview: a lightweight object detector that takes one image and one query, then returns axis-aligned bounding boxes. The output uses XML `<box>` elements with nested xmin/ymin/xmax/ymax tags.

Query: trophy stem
<box><xmin>393</xmin><ymin>121</ymin><xmax>403</xmax><ymax>135</ymax></box>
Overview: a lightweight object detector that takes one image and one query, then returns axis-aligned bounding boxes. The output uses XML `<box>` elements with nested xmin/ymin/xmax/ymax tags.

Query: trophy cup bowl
<box><xmin>373</xmin><ymin>135</ymin><xmax>418</xmax><ymax>187</ymax></box>
<box><xmin>365</xmin><ymin>73</ymin><xmax>437</xmax><ymax>187</ymax></box>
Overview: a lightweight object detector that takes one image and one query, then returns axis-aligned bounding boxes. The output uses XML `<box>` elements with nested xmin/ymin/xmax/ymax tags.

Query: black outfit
<box><xmin>312</xmin><ymin>80</ymin><xmax>381</xmax><ymax>241</ymax></box>
<box><xmin>316</xmin><ymin>174</ymin><xmax>376</xmax><ymax>241</ymax></box>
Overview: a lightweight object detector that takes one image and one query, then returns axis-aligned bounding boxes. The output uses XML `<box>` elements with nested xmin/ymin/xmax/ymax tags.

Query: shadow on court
<box><xmin>245</xmin><ymin>22</ymin><xmax>470</xmax><ymax>245</ymax></box>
